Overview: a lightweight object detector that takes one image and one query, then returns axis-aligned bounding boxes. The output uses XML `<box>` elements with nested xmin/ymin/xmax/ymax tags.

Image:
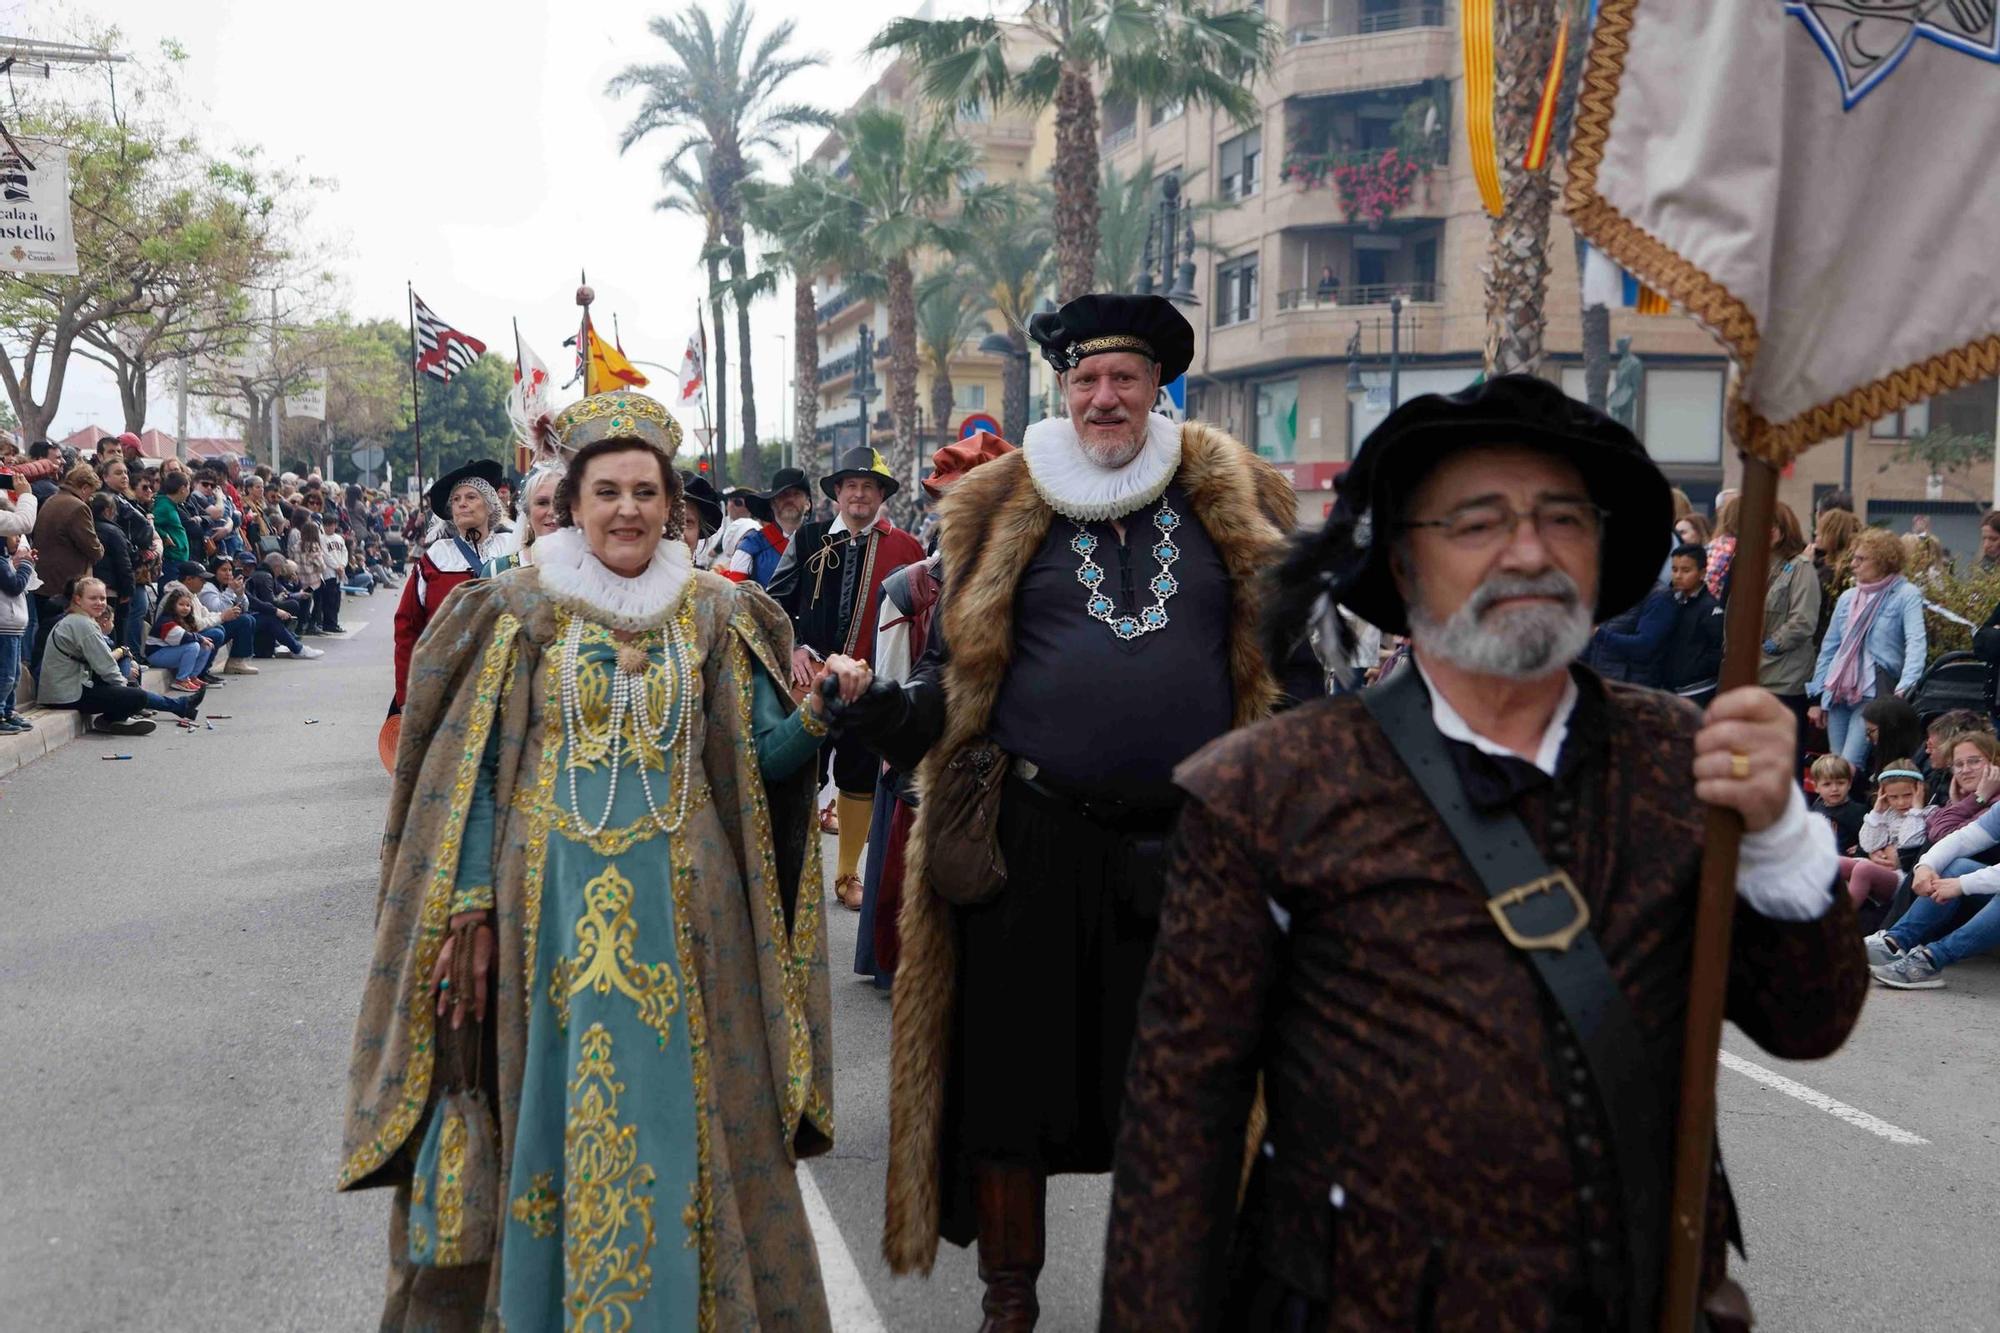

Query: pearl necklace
<box><xmin>1070</xmin><ymin>496</ymin><xmax>1183</xmax><ymax>641</ymax></box>
<box><xmin>557</xmin><ymin>610</ymin><xmax>697</xmax><ymax>837</ymax></box>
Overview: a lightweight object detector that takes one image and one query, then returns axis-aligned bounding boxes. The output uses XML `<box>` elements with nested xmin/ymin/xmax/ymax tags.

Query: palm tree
<box><xmin>914</xmin><ymin>268</ymin><xmax>992</xmax><ymax>446</ymax></box>
<box><xmin>1483</xmin><ymin>0</ymin><xmax>1565</xmax><ymax>376</ymax></box>
<box><xmin>655</xmin><ymin>150</ymin><xmax>733</xmax><ymax>485</ymax></box>
<box><xmin>872</xmin><ymin>0</ymin><xmax>1276</xmax><ymax>304</ymax></box>
<box><xmin>836</xmin><ymin>105</ymin><xmax>985</xmax><ymax>516</ymax></box>
<box><xmin>958</xmin><ymin>185</ymin><xmax>1052</xmax><ymax>442</ymax></box>
<box><xmin>609</xmin><ymin>0</ymin><xmax>828</xmax><ymax>487</ymax></box>
<box><xmin>743</xmin><ymin>166</ymin><xmax>872</xmax><ymax>472</ymax></box>
<box><xmin>1552</xmin><ymin>0</ymin><xmax>1608</xmax><ymax>407</ymax></box>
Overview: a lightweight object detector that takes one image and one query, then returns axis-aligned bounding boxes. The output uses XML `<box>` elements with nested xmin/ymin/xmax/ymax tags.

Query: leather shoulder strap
<box><xmin>1361</xmin><ymin>668</ymin><xmax>1668</xmax><ymax>1333</ymax></box>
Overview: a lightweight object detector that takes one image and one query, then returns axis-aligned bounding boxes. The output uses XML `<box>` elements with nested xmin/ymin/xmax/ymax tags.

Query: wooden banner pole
<box><xmin>1659</xmin><ymin>453</ymin><xmax>1779</xmax><ymax>1332</ymax></box>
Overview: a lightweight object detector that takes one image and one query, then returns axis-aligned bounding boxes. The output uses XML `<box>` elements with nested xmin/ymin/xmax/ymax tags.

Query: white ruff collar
<box><xmin>1022</xmin><ymin>412</ymin><xmax>1183</xmax><ymax>522</ymax></box>
<box><xmin>532</xmin><ymin>526</ymin><xmax>693</xmax><ymax>631</ymax></box>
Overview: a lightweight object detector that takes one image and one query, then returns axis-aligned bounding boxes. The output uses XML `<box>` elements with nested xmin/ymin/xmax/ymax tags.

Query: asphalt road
<box><xmin>1</xmin><ymin>613</ymin><xmax>1993</xmax><ymax>1331</ymax></box>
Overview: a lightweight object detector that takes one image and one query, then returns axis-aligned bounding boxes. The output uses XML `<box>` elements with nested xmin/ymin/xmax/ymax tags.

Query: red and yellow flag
<box><xmin>584</xmin><ymin>324</ymin><xmax>648</xmax><ymax>394</ymax></box>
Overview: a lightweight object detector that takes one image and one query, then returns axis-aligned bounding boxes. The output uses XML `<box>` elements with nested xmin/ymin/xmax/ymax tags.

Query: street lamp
<box><xmin>1387</xmin><ymin>293</ymin><xmax>1404</xmax><ymax>410</ymax></box>
<box><xmin>1138</xmin><ymin>175</ymin><xmax>1202</xmax><ymax>308</ymax></box>
<box><xmin>1344</xmin><ymin>323</ymin><xmax>1366</xmax><ymax>405</ymax></box>
<box><xmin>848</xmin><ymin>323</ymin><xmax>880</xmax><ymax>450</ymax></box>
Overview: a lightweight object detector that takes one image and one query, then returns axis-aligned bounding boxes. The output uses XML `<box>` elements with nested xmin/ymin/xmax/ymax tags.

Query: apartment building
<box><xmin>809</xmin><ymin>53</ymin><xmax>1048</xmax><ymax>463</ymax></box>
<box><xmin>1103</xmin><ymin>0</ymin><xmax>1736</xmax><ymax>521</ymax></box>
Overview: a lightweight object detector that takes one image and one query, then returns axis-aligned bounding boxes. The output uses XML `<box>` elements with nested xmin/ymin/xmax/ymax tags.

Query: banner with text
<box><xmin>0</xmin><ymin>139</ymin><xmax>79</xmax><ymax>275</ymax></box>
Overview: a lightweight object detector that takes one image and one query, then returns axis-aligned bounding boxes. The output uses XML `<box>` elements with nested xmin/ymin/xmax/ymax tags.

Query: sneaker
<box><xmin>1863</xmin><ymin>932</ymin><xmax>1904</xmax><ymax>967</ymax></box>
<box><xmin>223</xmin><ymin>660</ymin><xmax>260</xmax><ymax>675</ymax></box>
<box><xmin>291</xmin><ymin>645</ymin><xmax>325</xmax><ymax>660</ymax></box>
<box><xmin>0</xmin><ymin>716</ymin><xmax>25</xmax><ymax>734</ymax></box>
<box><xmin>169</xmin><ymin>677</ymin><xmax>203</xmax><ymax>693</ymax></box>
<box><xmin>92</xmin><ymin>716</ymin><xmax>157</xmax><ymax>736</ymax></box>
<box><xmin>1872</xmin><ymin>945</ymin><xmax>1945</xmax><ymax>990</ymax></box>
<box><xmin>200</xmin><ymin>671</ymin><xmax>223</xmax><ymax>684</ymax></box>
<box><xmin>6</xmin><ymin>712</ymin><xmax>31</xmax><ymax>731</ymax></box>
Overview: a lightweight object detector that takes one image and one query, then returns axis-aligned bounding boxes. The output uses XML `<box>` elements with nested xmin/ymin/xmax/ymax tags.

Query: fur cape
<box><xmin>882</xmin><ymin>421</ymin><xmax>1296</xmax><ymax>1273</ymax></box>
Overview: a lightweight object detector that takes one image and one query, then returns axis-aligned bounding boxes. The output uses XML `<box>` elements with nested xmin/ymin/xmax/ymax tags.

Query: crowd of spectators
<box><xmin>0</xmin><ymin>431</ymin><xmax>409</xmax><ymax>740</ymax></box>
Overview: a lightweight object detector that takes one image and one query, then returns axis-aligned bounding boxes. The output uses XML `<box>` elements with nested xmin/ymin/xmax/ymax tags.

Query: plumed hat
<box><xmin>822</xmin><ymin>446</ymin><xmax>900</xmax><ymax>501</ymax></box>
<box><xmin>1027</xmin><ymin>293</ymin><xmax>1194</xmax><ymax>384</ymax></box>
<box><xmin>1326</xmin><ymin>374</ymin><xmax>1672</xmax><ymax>635</ymax></box>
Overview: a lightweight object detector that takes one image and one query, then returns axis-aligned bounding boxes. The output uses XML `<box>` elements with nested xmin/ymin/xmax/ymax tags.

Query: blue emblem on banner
<box><xmin>1786</xmin><ymin>1</ymin><xmax>2000</xmax><ymax>109</ymax></box>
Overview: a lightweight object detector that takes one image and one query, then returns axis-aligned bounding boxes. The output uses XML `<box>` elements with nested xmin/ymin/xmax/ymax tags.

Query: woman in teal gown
<box><xmin>340</xmin><ymin>391</ymin><xmax>866</xmax><ymax>1331</ymax></box>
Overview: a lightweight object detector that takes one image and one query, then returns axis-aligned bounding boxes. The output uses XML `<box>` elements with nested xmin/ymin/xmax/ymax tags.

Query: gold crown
<box><xmin>550</xmin><ymin>391</ymin><xmax>683</xmax><ymax>458</ymax></box>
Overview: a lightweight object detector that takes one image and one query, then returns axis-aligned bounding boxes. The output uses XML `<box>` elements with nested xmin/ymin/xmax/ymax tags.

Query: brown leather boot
<box><xmin>973</xmin><ymin>1161</ymin><xmax>1046</xmax><ymax>1332</ymax></box>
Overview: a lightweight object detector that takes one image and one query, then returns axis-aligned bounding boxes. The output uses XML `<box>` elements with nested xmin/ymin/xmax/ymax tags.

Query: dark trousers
<box><xmin>315</xmin><ymin>578</ymin><xmax>342</xmax><ymax>630</ymax></box>
<box><xmin>816</xmin><ymin>732</ymin><xmax>881</xmax><ymax>799</ymax></box>
<box><xmin>252</xmin><ymin>612</ymin><xmax>305</xmax><ymax>657</ymax></box>
<box><xmin>29</xmin><ymin>592</ymin><xmax>65</xmax><ymax>678</ymax></box>
<box><xmin>50</xmin><ymin>679</ymin><xmax>152</xmax><ymax>723</ymax></box>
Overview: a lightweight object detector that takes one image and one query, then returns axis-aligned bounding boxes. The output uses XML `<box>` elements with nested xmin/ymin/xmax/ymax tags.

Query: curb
<box><xmin>1</xmin><ymin>647</ymin><xmax>235</xmax><ymax>776</ymax></box>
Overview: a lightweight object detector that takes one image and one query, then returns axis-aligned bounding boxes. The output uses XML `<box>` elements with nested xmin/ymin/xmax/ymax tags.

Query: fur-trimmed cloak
<box><xmin>882</xmin><ymin>422</ymin><xmax>1296</xmax><ymax>1274</ymax></box>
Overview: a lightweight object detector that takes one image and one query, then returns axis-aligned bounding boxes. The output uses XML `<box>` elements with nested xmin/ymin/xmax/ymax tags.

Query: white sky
<box><xmin>21</xmin><ymin>0</ymin><xmax>974</xmax><ymax>442</ymax></box>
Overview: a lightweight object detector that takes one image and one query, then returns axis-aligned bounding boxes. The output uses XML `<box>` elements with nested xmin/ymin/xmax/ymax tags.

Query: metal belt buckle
<box><xmin>1486</xmin><ymin>871</ymin><xmax>1591</xmax><ymax>952</ymax></box>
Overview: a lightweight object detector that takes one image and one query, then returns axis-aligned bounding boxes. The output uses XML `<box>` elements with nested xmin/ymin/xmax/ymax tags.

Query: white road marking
<box><xmin>1719</xmin><ymin>1050</ymin><xmax>1928</xmax><ymax>1146</ymax></box>
<box><xmin>799</xmin><ymin>1163</ymin><xmax>887</xmax><ymax>1333</ymax></box>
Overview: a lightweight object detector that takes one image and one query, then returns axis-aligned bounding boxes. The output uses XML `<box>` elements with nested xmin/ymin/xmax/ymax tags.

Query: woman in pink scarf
<box><xmin>1808</xmin><ymin>526</ymin><xmax>1930</xmax><ymax>768</ymax></box>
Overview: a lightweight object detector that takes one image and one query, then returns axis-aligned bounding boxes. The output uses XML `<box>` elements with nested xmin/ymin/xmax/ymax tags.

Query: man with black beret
<box><xmin>1101</xmin><ymin>376</ymin><xmax>1868</xmax><ymax>1332</ymax></box>
<box><xmin>841</xmin><ymin>293</ymin><xmax>1300</xmax><ymax>1325</ymax></box>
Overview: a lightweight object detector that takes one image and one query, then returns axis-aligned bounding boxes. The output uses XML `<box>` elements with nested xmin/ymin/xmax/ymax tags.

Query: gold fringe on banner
<box><xmin>1463</xmin><ymin>0</ymin><xmax>1504</xmax><ymax>217</ymax></box>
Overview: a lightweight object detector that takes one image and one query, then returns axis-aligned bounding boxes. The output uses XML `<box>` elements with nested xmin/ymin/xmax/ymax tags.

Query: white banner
<box><xmin>285</xmin><ymin>369</ymin><xmax>327</xmax><ymax>420</ymax></box>
<box><xmin>0</xmin><ymin>138</ymin><xmax>78</xmax><ymax>275</ymax></box>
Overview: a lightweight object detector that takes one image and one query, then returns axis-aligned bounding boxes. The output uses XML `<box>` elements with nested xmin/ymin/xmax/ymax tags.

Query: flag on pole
<box><xmin>411</xmin><ymin>293</ymin><xmax>487</xmax><ymax>382</ymax></box>
<box><xmin>675</xmin><ymin>328</ymin><xmax>705</xmax><ymax>408</ymax></box>
<box><xmin>512</xmin><ymin>334</ymin><xmax>553</xmax><ymax>420</ymax></box>
<box><xmin>584</xmin><ymin>324</ymin><xmax>648</xmax><ymax>393</ymax></box>
<box><xmin>1581</xmin><ymin>245</ymin><xmax>1671</xmax><ymax>316</ymax></box>
<box><xmin>1566</xmin><ymin>1</ymin><xmax>2000</xmax><ymax>465</ymax></box>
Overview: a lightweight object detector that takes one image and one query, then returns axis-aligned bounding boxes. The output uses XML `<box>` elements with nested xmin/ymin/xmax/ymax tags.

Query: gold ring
<box><xmin>1730</xmin><ymin>752</ymin><xmax>1752</xmax><ymax>780</ymax></box>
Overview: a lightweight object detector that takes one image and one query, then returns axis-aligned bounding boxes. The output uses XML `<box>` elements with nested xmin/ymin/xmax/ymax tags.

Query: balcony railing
<box><xmin>815</xmin><ymin>339</ymin><xmax>893</xmax><ymax>386</ymax></box>
<box><xmin>816</xmin><ymin>289</ymin><xmax>860</xmax><ymax>324</ymax></box>
<box><xmin>1288</xmin><ymin>3</ymin><xmax>1445</xmax><ymax>44</ymax></box>
<box><xmin>1277</xmin><ymin>281</ymin><xmax>1441</xmax><ymax>310</ymax></box>
<box><xmin>1103</xmin><ymin>123</ymin><xmax>1137</xmax><ymax>151</ymax></box>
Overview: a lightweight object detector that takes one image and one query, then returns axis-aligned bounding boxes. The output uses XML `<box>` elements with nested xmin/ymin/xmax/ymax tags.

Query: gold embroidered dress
<box><xmin>340</xmin><ymin>516</ymin><xmax>834</xmax><ymax>1333</ymax></box>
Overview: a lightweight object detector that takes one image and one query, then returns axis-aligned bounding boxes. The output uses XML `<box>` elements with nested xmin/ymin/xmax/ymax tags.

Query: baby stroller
<box><xmin>1907</xmin><ymin>650</ymin><xmax>1992</xmax><ymax>727</ymax></box>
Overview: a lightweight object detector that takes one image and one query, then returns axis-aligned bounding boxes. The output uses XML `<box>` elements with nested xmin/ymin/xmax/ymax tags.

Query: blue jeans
<box><xmin>0</xmin><ymin>631</ymin><xmax>21</xmax><ymax>716</ymax></box>
<box><xmin>1888</xmin><ymin>858</ymin><xmax>2000</xmax><ymax>968</ymax></box>
<box><xmin>148</xmin><ymin>640</ymin><xmax>214</xmax><ymax>681</ymax></box>
<box><xmin>1826</xmin><ymin>703</ymin><xmax>1872</xmax><ymax>768</ymax></box>
<box><xmin>200</xmin><ymin>617</ymin><xmax>256</xmax><ymax>661</ymax></box>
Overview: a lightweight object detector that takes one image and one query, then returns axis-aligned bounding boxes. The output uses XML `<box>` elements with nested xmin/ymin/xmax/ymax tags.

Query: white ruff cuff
<box><xmin>532</xmin><ymin>526</ymin><xmax>694</xmax><ymax>631</ymax></box>
<box><xmin>1022</xmin><ymin>412</ymin><xmax>1183</xmax><ymax>522</ymax></box>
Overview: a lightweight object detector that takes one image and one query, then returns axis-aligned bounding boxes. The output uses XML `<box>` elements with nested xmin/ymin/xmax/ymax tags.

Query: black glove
<box><xmin>829</xmin><ymin>678</ymin><xmax>910</xmax><ymax>739</ymax></box>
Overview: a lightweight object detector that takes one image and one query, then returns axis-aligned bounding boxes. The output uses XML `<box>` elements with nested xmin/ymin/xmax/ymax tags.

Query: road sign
<box><xmin>350</xmin><ymin>444</ymin><xmax>386</xmax><ymax>471</ymax></box>
<box><xmin>959</xmin><ymin>412</ymin><xmax>1001</xmax><ymax>439</ymax></box>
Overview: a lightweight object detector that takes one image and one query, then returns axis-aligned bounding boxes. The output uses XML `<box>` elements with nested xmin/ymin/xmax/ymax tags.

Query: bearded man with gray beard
<box><xmin>1099</xmin><ymin>376</ymin><xmax>1869</xmax><ymax>1333</ymax></box>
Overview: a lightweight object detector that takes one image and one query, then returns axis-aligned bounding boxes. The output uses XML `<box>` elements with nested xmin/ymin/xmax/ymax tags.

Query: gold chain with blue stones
<box><xmin>1070</xmin><ymin>497</ymin><xmax>1183</xmax><ymax>641</ymax></box>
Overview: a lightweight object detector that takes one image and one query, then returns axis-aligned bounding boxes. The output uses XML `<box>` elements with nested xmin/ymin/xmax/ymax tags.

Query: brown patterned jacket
<box><xmin>1102</xmin><ymin>673</ymin><xmax>1868</xmax><ymax>1332</ymax></box>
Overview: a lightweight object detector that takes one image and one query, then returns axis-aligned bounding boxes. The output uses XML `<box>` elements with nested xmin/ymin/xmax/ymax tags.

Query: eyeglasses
<box><xmin>1951</xmin><ymin>757</ymin><xmax>1989</xmax><ymax>771</ymax></box>
<box><xmin>1402</xmin><ymin>498</ymin><xmax>1608</xmax><ymax>551</ymax></box>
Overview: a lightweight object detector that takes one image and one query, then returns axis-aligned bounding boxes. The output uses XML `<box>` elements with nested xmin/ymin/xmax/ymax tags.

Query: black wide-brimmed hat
<box><xmin>427</xmin><ymin>458</ymin><xmax>506</xmax><ymax>522</ymax></box>
<box><xmin>1327</xmin><ymin>374</ymin><xmax>1672</xmax><ymax>636</ymax></box>
<box><xmin>721</xmin><ymin>483</ymin><xmax>772</xmax><ymax>522</ymax></box>
<box><xmin>761</xmin><ymin>467</ymin><xmax>812</xmax><ymax>503</ymax></box>
<box><xmin>1027</xmin><ymin>293</ymin><xmax>1195</xmax><ymax>385</ymax></box>
<box><xmin>681</xmin><ymin>471</ymin><xmax>723</xmax><ymax>536</ymax></box>
<box><xmin>821</xmin><ymin>447</ymin><xmax>899</xmax><ymax>501</ymax></box>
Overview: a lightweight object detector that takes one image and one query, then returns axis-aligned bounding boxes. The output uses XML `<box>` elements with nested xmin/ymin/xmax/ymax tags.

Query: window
<box><xmin>1255</xmin><ymin>379</ymin><xmax>1299</xmax><ymax>462</ymax></box>
<box><xmin>1642</xmin><ymin>368</ymin><xmax>1725</xmax><ymax>464</ymax></box>
<box><xmin>954</xmin><ymin>383</ymin><xmax>986</xmax><ymax>409</ymax></box>
<box><xmin>1216</xmin><ymin>256</ymin><xmax>1259</xmax><ymax>327</ymax></box>
<box><xmin>1150</xmin><ymin>98</ymin><xmax>1184</xmax><ymax>127</ymax></box>
<box><xmin>1103</xmin><ymin>97</ymin><xmax>1138</xmax><ymax>148</ymax></box>
<box><xmin>1219</xmin><ymin>128</ymin><xmax>1262</xmax><ymax>201</ymax></box>
<box><xmin>1871</xmin><ymin>399</ymin><xmax>1931</xmax><ymax>439</ymax></box>
<box><xmin>1931</xmin><ymin>378</ymin><xmax>1997</xmax><ymax>436</ymax></box>
<box><xmin>1412</xmin><ymin>237</ymin><xmax>1439</xmax><ymax>297</ymax></box>
<box><xmin>1355</xmin><ymin>249</ymin><xmax>1388</xmax><ymax>293</ymax></box>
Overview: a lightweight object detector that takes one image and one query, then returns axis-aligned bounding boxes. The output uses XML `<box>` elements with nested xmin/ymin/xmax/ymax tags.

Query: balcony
<box><xmin>1287</xmin><ymin>2</ymin><xmax>1444</xmax><ymax>44</ymax></box>
<box><xmin>815</xmin><ymin>339</ymin><xmax>893</xmax><ymax>387</ymax></box>
<box><xmin>1271</xmin><ymin>9</ymin><xmax>1454</xmax><ymax>98</ymax></box>
<box><xmin>1277</xmin><ymin>281</ymin><xmax>1439</xmax><ymax>310</ymax></box>
<box><xmin>816</xmin><ymin>289</ymin><xmax>860</xmax><ymax>325</ymax></box>
<box><xmin>1266</xmin><ymin>159</ymin><xmax>1448</xmax><ymax>232</ymax></box>
<box><xmin>1204</xmin><ymin>284</ymin><xmax>1444</xmax><ymax>376</ymax></box>
<box><xmin>1103</xmin><ymin>123</ymin><xmax>1137</xmax><ymax>152</ymax></box>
